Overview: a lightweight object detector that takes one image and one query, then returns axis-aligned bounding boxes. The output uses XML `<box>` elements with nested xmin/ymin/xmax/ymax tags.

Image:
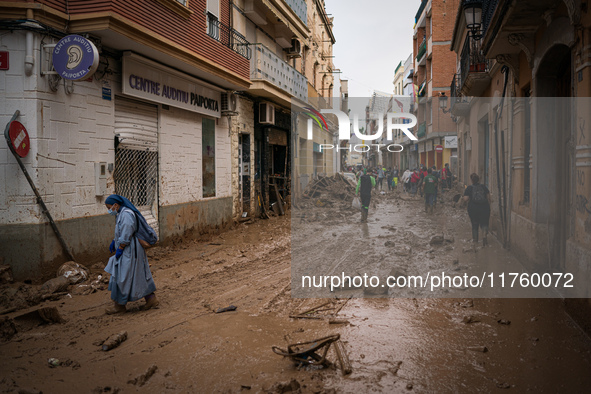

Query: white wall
<box><xmin>0</xmin><ymin>32</ymin><xmax>116</xmax><ymax>225</ymax></box>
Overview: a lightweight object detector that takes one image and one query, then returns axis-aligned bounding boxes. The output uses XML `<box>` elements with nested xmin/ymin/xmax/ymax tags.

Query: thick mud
<box><xmin>1</xmin><ymin>189</ymin><xmax>591</xmax><ymax>393</ymax></box>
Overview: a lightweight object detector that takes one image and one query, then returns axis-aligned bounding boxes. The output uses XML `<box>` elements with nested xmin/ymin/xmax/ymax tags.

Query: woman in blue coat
<box><xmin>104</xmin><ymin>194</ymin><xmax>158</xmax><ymax>314</ymax></box>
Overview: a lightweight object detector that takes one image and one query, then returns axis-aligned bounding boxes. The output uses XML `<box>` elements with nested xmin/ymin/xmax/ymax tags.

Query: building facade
<box><xmin>0</xmin><ymin>0</ymin><xmax>338</xmax><ymax>279</ymax></box>
<box><xmin>449</xmin><ymin>0</ymin><xmax>591</xmax><ymax>331</ymax></box>
<box><xmin>0</xmin><ymin>0</ymin><xmax>252</xmax><ymax>279</ymax></box>
<box><xmin>412</xmin><ymin>0</ymin><xmax>460</xmax><ymax>172</ymax></box>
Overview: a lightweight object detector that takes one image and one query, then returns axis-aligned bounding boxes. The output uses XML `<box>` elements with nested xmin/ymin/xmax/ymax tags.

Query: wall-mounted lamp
<box><xmin>439</xmin><ymin>92</ymin><xmax>451</xmax><ymax>114</ymax></box>
<box><xmin>463</xmin><ymin>0</ymin><xmax>483</xmax><ymax>40</ymax></box>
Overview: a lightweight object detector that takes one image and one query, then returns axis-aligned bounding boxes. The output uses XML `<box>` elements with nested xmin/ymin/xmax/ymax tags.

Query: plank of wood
<box><xmin>273</xmin><ymin>184</ymin><xmax>285</xmax><ymax>215</ymax></box>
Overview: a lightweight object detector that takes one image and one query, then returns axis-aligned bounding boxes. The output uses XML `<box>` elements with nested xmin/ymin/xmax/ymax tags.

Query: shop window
<box><xmin>202</xmin><ymin>118</ymin><xmax>216</xmax><ymax>198</ymax></box>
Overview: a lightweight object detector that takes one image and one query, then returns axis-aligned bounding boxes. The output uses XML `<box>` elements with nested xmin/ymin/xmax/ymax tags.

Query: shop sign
<box><xmin>52</xmin><ymin>35</ymin><xmax>99</xmax><ymax>81</ymax></box>
<box><xmin>122</xmin><ymin>53</ymin><xmax>221</xmax><ymax>118</ymax></box>
<box><xmin>444</xmin><ymin>136</ymin><xmax>458</xmax><ymax>149</ymax></box>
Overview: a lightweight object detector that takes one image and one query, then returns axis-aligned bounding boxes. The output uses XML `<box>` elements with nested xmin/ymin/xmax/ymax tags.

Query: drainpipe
<box><xmin>24</xmin><ymin>9</ymin><xmax>34</xmax><ymax>76</ymax></box>
<box><xmin>506</xmin><ymin>78</ymin><xmax>515</xmax><ymax>250</ymax></box>
<box><xmin>494</xmin><ymin>66</ymin><xmax>510</xmax><ymax>247</ymax></box>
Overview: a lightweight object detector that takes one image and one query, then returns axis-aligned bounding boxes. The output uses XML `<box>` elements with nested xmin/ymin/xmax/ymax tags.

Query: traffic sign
<box><xmin>8</xmin><ymin>121</ymin><xmax>30</xmax><ymax>157</ymax></box>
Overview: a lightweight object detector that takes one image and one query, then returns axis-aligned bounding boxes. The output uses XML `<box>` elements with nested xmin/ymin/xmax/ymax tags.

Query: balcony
<box><xmin>417</xmin><ymin>122</ymin><xmax>426</xmax><ymax>139</ymax></box>
<box><xmin>250</xmin><ymin>44</ymin><xmax>308</xmax><ymax>104</ymax></box>
<box><xmin>285</xmin><ymin>0</ymin><xmax>307</xmax><ymax>26</ymax></box>
<box><xmin>450</xmin><ymin>74</ymin><xmax>470</xmax><ymax>117</ymax></box>
<box><xmin>207</xmin><ymin>13</ymin><xmax>252</xmax><ymax>60</ymax></box>
<box><xmin>244</xmin><ymin>0</ymin><xmax>308</xmax><ymax>47</ymax></box>
<box><xmin>415</xmin><ymin>0</ymin><xmax>428</xmax><ymax>26</ymax></box>
<box><xmin>416</xmin><ymin>38</ymin><xmax>427</xmax><ymax>65</ymax></box>
<box><xmin>459</xmin><ymin>36</ymin><xmax>491</xmax><ymax>97</ymax></box>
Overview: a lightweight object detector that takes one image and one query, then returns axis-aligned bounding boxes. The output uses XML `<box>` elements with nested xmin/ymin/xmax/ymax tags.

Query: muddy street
<box><xmin>1</xmin><ymin>190</ymin><xmax>591</xmax><ymax>393</ymax></box>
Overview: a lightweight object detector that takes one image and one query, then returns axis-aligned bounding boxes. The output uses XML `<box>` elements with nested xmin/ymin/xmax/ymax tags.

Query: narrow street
<box><xmin>2</xmin><ymin>188</ymin><xmax>591</xmax><ymax>393</ymax></box>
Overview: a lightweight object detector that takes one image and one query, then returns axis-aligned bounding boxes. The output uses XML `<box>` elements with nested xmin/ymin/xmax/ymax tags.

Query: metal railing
<box><xmin>460</xmin><ymin>36</ymin><xmax>490</xmax><ymax>90</ymax></box>
<box><xmin>482</xmin><ymin>0</ymin><xmax>499</xmax><ymax>36</ymax></box>
<box><xmin>207</xmin><ymin>13</ymin><xmax>252</xmax><ymax>60</ymax></box>
<box><xmin>250</xmin><ymin>43</ymin><xmax>308</xmax><ymax>102</ymax></box>
<box><xmin>416</xmin><ymin>38</ymin><xmax>427</xmax><ymax>62</ymax></box>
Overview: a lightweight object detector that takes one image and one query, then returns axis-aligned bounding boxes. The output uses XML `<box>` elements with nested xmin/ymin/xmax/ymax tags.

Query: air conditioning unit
<box><xmin>259</xmin><ymin>102</ymin><xmax>275</xmax><ymax>125</ymax></box>
<box><xmin>221</xmin><ymin>92</ymin><xmax>238</xmax><ymax>114</ymax></box>
<box><xmin>287</xmin><ymin>38</ymin><xmax>302</xmax><ymax>57</ymax></box>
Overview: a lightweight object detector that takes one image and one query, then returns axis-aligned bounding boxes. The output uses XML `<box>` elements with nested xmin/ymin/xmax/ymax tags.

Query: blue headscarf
<box><xmin>105</xmin><ymin>194</ymin><xmax>142</xmax><ymax>217</ymax></box>
<box><xmin>105</xmin><ymin>194</ymin><xmax>158</xmax><ymax>244</ymax></box>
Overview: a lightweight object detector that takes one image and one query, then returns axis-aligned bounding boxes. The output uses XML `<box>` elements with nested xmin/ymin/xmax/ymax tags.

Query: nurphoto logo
<box><xmin>304</xmin><ymin>109</ymin><xmax>418</xmax><ymax>153</ymax></box>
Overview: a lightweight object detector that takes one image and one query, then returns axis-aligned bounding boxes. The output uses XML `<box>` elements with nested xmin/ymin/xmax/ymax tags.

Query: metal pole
<box><xmin>4</xmin><ymin>110</ymin><xmax>76</xmax><ymax>262</ymax></box>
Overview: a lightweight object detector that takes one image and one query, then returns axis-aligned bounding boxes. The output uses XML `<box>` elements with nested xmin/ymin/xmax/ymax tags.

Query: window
<box><xmin>206</xmin><ymin>0</ymin><xmax>220</xmax><ymax>38</ymax></box>
<box><xmin>202</xmin><ymin>118</ymin><xmax>216</xmax><ymax>198</ymax></box>
<box><xmin>176</xmin><ymin>0</ymin><xmax>187</xmax><ymax>5</ymax></box>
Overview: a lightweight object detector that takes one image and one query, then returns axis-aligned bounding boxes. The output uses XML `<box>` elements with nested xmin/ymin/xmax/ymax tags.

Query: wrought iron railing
<box><xmin>416</xmin><ymin>38</ymin><xmax>427</xmax><ymax>62</ymax></box>
<box><xmin>207</xmin><ymin>13</ymin><xmax>252</xmax><ymax>60</ymax></box>
<box><xmin>481</xmin><ymin>0</ymin><xmax>499</xmax><ymax>36</ymax></box>
<box><xmin>460</xmin><ymin>36</ymin><xmax>490</xmax><ymax>90</ymax></box>
<box><xmin>250</xmin><ymin>43</ymin><xmax>308</xmax><ymax>102</ymax></box>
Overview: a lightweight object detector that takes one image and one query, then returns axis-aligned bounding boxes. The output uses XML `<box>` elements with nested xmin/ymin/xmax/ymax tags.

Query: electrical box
<box><xmin>95</xmin><ymin>162</ymin><xmax>107</xmax><ymax>196</ymax></box>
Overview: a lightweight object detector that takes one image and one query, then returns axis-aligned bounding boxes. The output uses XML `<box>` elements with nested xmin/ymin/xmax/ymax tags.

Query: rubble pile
<box><xmin>300</xmin><ymin>174</ymin><xmax>357</xmax><ymax>208</ymax></box>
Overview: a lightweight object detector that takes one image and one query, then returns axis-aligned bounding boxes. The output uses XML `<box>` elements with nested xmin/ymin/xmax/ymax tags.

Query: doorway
<box><xmin>534</xmin><ymin>44</ymin><xmax>572</xmax><ymax>269</ymax></box>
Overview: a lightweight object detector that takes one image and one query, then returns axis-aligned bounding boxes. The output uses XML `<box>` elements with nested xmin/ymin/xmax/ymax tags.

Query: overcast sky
<box><xmin>324</xmin><ymin>0</ymin><xmax>418</xmax><ymax>98</ymax></box>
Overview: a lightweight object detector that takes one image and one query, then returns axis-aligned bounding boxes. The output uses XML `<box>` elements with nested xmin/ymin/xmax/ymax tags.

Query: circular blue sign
<box><xmin>52</xmin><ymin>35</ymin><xmax>99</xmax><ymax>81</ymax></box>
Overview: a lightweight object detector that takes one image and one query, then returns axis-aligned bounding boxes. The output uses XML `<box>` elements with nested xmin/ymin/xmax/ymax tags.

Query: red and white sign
<box><xmin>0</xmin><ymin>51</ymin><xmax>8</xmax><ymax>70</ymax></box>
<box><xmin>8</xmin><ymin>121</ymin><xmax>30</xmax><ymax>158</ymax></box>
<box><xmin>435</xmin><ymin>144</ymin><xmax>444</xmax><ymax>153</ymax></box>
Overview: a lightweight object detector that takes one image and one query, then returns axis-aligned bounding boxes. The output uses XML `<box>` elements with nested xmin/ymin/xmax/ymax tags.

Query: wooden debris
<box><xmin>334</xmin><ymin>339</ymin><xmax>352</xmax><ymax>375</ymax></box>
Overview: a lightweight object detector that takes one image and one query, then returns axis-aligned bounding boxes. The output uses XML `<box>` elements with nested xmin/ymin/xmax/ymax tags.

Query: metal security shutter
<box><xmin>114</xmin><ymin>97</ymin><xmax>159</xmax><ymax>236</ymax></box>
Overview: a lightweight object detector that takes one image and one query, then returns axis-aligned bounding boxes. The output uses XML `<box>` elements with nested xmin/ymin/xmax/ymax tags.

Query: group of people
<box><xmin>354</xmin><ymin>163</ymin><xmax>491</xmax><ymax>246</ymax></box>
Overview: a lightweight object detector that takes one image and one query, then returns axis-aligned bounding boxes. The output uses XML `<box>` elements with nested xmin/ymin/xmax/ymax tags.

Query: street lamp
<box><xmin>463</xmin><ymin>0</ymin><xmax>483</xmax><ymax>40</ymax></box>
<box><xmin>439</xmin><ymin>92</ymin><xmax>451</xmax><ymax>114</ymax></box>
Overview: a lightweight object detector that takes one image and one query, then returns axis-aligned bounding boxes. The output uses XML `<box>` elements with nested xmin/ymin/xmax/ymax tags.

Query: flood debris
<box><xmin>13</xmin><ymin>306</ymin><xmax>65</xmax><ymax>333</ymax></box>
<box><xmin>328</xmin><ymin>318</ymin><xmax>350</xmax><ymax>325</ymax></box>
<box><xmin>462</xmin><ymin>315</ymin><xmax>481</xmax><ymax>324</ymax></box>
<box><xmin>267</xmin><ymin>379</ymin><xmax>300</xmax><ymax>393</ymax></box>
<box><xmin>0</xmin><ymin>307</ymin><xmax>63</xmax><ymax>341</ymax></box>
<box><xmin>460</xmin><ymin>300</ymin><xmax>474</xmax><ymax>308</ymax></box>
<box><xmin>0</xmin><ymin>264</ymin><xmax>14</xmax><ymax>285</ymax></box>
<box><xmin>467</xmin><ymin>346</ymin><xmax>488</xmax><ymax>353</ymax></box>
<box><xmin>127</xmin><ymin>364</ymin><xmax>158</xmax><ymax>387</ymax></box>
<box><xmin>102</xmin><ymin>331</ymin><xmax>128</xmax><ymax>351</ymax></box>
<box><xmin>47</xmin><ymin>357</ymin><xmax>60</xmax><ymax>367</ymax></box>
<box><xmin>429</xmin><ymin>235</ymin><xmax>445</xmax><ymax>245</ymax></box>
<box><xmin>91</xmin><ymin>386</ymin><xmax>121</xmax><ymax>394</ymax></box>
<box><xmin>333</xmin><ymin>339</ymin><xmax>352</xmax><ymax>375</ymax></box>
<box><xmin>0</xmin><ymin>316</ymin><xmax>17</xmax><ymax>341</ymax></box>
<box><xmin>57</xmin><ymin>261</ymin><xmax>89</xmax><ymax>285</ymax></box>
<box><xmin>272</xmin><ymin>334</ymin><xmax>351</xmax><ymax>375</ymax></box>
<box><xmin>299</xmin><ymin>174</ymin><xmax>357</xmax><ymax>211</ymax></box>
<box><xmin>40</xmin><ymin>275</ymin><xmax>70</xmax><ymax>295</ymax></box>
<box><xmin>215</xmin><ymin>305</ymin><xmax>237</xmax><ymax>313</ymax></box>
